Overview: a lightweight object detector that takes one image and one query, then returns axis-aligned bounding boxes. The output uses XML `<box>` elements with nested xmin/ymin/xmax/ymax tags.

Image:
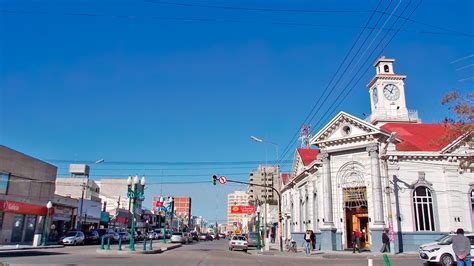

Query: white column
<box><xmin>307</xmin><ymin>183</ymin><xmax>314</xmax><ymax>231</ymax></box>
<box><xmin>367</xmin><ymin>144</ymin><xmax>385</xmax><ymax>225</ymax></box>
<box><xmin>321</xmin><ymin>151</ymin><xmax>334</xmax><ymax>226</ymax></box>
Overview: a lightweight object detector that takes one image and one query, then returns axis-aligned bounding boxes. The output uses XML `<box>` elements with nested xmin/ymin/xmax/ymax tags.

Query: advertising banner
<box><xmin>230</xmin><ymin>205</ymin><xmax>256</xmax><ymax>214</ymax></box>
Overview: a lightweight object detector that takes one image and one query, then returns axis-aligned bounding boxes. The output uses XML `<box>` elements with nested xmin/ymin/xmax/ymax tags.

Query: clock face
<box><xmin>383</xmin><ymin>84</ymin><xmax>400</xmax><ymax>101</ymax></box>
<box><xmin>373</xmin><ymin>88</ymin><xmax>378</xmax><ymax>105</ymax></box>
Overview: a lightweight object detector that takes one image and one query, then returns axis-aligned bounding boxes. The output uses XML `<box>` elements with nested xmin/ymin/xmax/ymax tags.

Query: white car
<box><xmin>170</xmin><ymin>232</ymin><xmax>187</xmax><ymax>244</ymax></box>
<box><xmin>60</xmin><ymin>231</ymin><xmax>85</xmax><ymax>246</ymax></box>
<box><xmin>419</xmin><ymin>233</ymin><xmax>474</xmax><ymax>266</ymax></box>
<box><xmin>228</xmin><ymin>235</ymin><xmax>248</xmax><ymax>252</ymax></box>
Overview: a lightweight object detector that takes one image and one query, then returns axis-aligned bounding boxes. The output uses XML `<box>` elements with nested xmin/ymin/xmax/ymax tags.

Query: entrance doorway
<box><xmin>343</xmin><ymin>187</ymin><xmax>370</xmax><ymax>249</ymax></box>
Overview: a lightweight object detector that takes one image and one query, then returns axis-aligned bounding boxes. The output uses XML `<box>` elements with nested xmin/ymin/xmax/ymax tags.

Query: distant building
<box><xmin>0</xmin><ymin>145</ymin><xmax>57</xmax><ymax>245</ymax></box>
<box><xmin>173</xmin><ymin>197</ymin><xmax>192</xmax><ymax>229</ymax></box>
<box><xmin>248</xmin><ymin>165</ymin><xmax>280</xmax><ymax>203</ymax></box>
<box><xmin>227</xmin><ymin>191</ymin><xmax>249</xmax><ymax>231</ymax></box>
<box><xmin>51</xmin><ymin>195</ymin><xmax>78</xmax><ymax>240</ymax></box>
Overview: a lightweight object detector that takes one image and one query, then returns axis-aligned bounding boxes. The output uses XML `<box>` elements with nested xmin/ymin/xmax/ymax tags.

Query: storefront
<box><xmin>0</xmin><ymin>200</ymin><xmax>54</xmax><ymax>244</ymax></box>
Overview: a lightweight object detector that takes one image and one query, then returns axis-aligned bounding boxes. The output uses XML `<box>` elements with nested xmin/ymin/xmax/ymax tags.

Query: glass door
<box><xmin>23</xmin><ymin>215</ymin><xmax>37</xmax><ymax>243</ymax></box>
<box><xmin>11</xmin><ymin>214</ymin><xmax>25</xmax><ymax>243</ymax></box>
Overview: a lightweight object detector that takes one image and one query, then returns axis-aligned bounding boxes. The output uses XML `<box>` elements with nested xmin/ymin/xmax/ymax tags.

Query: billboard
<box><xmin>230</xmin><ymin>205</ymin><xmax>256</xmax><ymax>214</ymax></box>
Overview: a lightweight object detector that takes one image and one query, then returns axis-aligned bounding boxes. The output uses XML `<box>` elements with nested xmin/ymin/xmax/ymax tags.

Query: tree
<box><xmin>441</xmin><ymin>91</ymin><xmax>473</xmax><ymax>169</ymax></box>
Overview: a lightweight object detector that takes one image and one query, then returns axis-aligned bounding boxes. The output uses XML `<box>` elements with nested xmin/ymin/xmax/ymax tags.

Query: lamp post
<box><xmin>256</xmin><ymin>204</ymin><xmax>261</xmax><ymax>252</ymax></box>
<box><xmin>77</xmin><ymin>159</ymin><xmax>105</xmax><ymax>230</ymax></box>
<box><xmin>127</xmin><ymin>175</ymin><xmax>145</xmax><ymax>251</ymax></box>
<box><xmin>382</xmin><ymin>132</ymin><xmax>397</xmax><ymax>254</ymax></box>
<box><xmin>42</xmin><ymin>201</ymin><xmax>53</xmax><ymax>246</ymax></box>
<box><xmin>159</xmin><ymin>196</ymin><xmax>174</xmax><ymax>244</ymax></box>
<box><xmin>250</xmin><ymin>136</ymin><xmax>280</xmax><ymax>251</ymax></box>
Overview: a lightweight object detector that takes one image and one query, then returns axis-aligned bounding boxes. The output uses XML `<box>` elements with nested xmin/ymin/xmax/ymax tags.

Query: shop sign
<box><xmin>230</xmin><ymin>205</ymin><xmax>256</xmax><ymax>214</ymax></box>
<box><xmin>100</xmin><ymin>212</ymin><xmax>110</xmax><ymax>223</ymax></box>
<box><xmin>0</xmin><ymin>200</ymin><xmax>55</xmax><ymax>216</ymax></box>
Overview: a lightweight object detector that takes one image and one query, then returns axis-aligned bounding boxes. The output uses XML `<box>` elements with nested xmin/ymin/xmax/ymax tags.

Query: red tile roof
<box><xmin>281</xmin><ymin>173</ymin><xmax>290</xmax><ymax>186</ymax></box>
<box><xmin>297</xmin><ymin>148</ymin><xmax>320</xmax><ymax>166</ymax></box>
<box><xmin>381</xmin><ymin>123</ymin><xmax>460</xmax><ymax>151</ymax></box>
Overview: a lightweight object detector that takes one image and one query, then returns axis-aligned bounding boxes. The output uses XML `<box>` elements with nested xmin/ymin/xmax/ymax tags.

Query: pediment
<box><xmin>311</xmin><ymin>111</ymin><xmax>383</xmax><ymax>144</ymax></box>
<box><xmin>441</xmin><ymin>133</ymin><xmax>473</xmax><ymax>155</ymax></box>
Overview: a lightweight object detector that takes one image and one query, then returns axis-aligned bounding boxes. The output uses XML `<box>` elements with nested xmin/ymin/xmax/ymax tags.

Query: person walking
<box><xmin>352</xmin><ymin>230</ymin><xmax>361</xmax><ymax>253</ymax></box>
<box><xmin>452</xmin><ymin>228</ymin><xmax>472</xmax><ymax>266</ymax></box>
<box><xmin>303</xmin><ymin>230</ymin><xmax>311</xmax><ymax>255</ymax></box>
<box><xmin>310</xmin><ymin>230</ymin><xmax>316</xmax><ymax>250</ymax></box>
<box><xmin>381</xmin><ymin>229</ymin><xmax>390</xmax><ymax>253</ymax></box>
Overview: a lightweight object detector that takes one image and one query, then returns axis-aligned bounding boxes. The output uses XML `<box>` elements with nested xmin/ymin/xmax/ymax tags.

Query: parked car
<box><xmin>84</xmin><ymin>230</ymin><xmax>100</xmax><ymax>245</ymax></box>
<box><xmin>419</xmin><ymin>233</ymin><xmax>474</xmax><ymax>266</ymax></box>
<box><xmin>154</xmin><ymin>229</ymin><xmax>164</xmax><ymax>239</ymax></box>
<box><xmin>96</xmin><ymin>229</ymin><xmax>114</xmax><ymax>240</ymax></box>
<box><xmin>148</xmin><ymin>231</ymin><xmax>157</xmax><ymax>240</ymax></box>
<box><xmin>218</xmin><ymin>233</ymin><xmax>226</xmax><ymax>239</ymax></box>
<box><xmin>228</xmin><ymin>235</ymin><xmax>248</xmax><ymax>252</ymax></box>
<box><xmin>136</xmin><ymin>231</ymin><xmax>145</xmax><ymax>241</ymax></box>
<box><xmin>60</xmin><ymin>231</ymin><xmax>85</xmax><ymax>246</ymax></box>
<box><xmin>183</xmin><ymin>232</ymin><xmax>193</xmax><ymax>244</ymax></box>
<box><xmin>118</xmin><ymin>232</ymin><xmax>130</xmax><ymax>242</ymax></box>
<box><xmin>199</xmin><ymin>234</ymin><xmax>208</xmax><ymax>241</ymax></box>
<box><xmin>170</xmin><ymin>232</ymin><xmax>187</xmax><ymax>244</ymax></box>
<box><xmin>191</xmin><ymin>232</ymin><xmax>199</xmax><ymax>242</ymax></box>
<box><xmin>206</xmin><ymin>234</ymin><xmax>213</xmax><ymax>241</ymax></box>
<box><xmin>111</xmin><ymin>232</ymin><xmax>121</xmax><ymax>242</ymax></box>
<box><xmin>246</xmin><ymin>232</ymin><xmax>259</xmax><ymax>247</ymax></box>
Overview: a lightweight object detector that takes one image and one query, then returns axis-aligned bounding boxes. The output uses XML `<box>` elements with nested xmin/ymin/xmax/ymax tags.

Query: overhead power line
<box><xmin>0</xmin><ymin>9</ymin><xmax>471</xmax><ymax>37</ymax></box>
<box><xmin>145</xmin><ymin>0</ymin><xmax>474</xmax><ymax>37</ymax></box>
<box><xmin>46</xmin><ymin>159</ymin><xmax>292</xmax><ymax>166</ymax></box>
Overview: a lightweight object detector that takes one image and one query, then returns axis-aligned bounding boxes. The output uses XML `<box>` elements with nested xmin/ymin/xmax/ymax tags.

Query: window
<box><xmin>0</xmin><ymin>172</ymin><xmax>9</xmax><ymax>194</ymax></box>
<box><xmin>384</xmin><ymin>65</ymin><xmax>390</xmax><ymax>72</ymax></box>
<box><xmin>413</xmin><ymin>186</ymin><xmax>435</xmax><ymax>231</ymax></box>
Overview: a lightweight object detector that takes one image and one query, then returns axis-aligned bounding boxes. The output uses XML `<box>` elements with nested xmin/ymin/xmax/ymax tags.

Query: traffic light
<box><xmin>212</xmin><ymin>175</ymin><xmax>217</xmax><ymax>185</ymax></box>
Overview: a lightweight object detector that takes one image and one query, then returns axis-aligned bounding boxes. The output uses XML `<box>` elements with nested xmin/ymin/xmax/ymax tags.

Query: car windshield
<box><xmin>248</xmin><ymin>233</ymin><xmax>257</xmax><ymax>238</ymax></box>
<box><xmin>65</xmin><ymin>232</ymin><xmax>78</xmax><ymax>237</ymax></box>
<box><xmin>172</xmin><ymin>233</ymin><xmax>183</xmax><ymax>236</ymax></box>
<box><xmin>438</xmin><ymin>235</ymin><xmax>453</xmax><ymax>245</ymax></box>
<box><xmin>232</xmin><ymin>236</ymin><xmax>246</xmax><ymax>241</ymax></box>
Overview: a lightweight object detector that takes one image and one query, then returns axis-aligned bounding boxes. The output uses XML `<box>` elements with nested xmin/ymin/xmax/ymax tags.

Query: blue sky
<box><xmin>1</xmin><ymin>0</ymin><xmax>473</xmax><ymax>223</ymax></box>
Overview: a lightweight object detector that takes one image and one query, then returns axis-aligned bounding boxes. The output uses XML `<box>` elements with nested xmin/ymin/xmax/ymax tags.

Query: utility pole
<box><xmin>77</xmin><ymin>174</ymin><xmax>89</xmax><ymax>230</ymax></box>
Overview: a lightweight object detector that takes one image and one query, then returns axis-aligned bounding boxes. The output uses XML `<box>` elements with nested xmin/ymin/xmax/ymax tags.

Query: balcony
<box><xmin>365</xmin><ymin>109</ymin><xmax>420</xmax><ymax>124</ymax></box>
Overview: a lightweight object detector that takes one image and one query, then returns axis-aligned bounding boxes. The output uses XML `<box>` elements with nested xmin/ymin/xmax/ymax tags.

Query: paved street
<box><xmin>0</xmin><ymin>239</ymin><xmax>423</xmax><ymax>265</ymax></box>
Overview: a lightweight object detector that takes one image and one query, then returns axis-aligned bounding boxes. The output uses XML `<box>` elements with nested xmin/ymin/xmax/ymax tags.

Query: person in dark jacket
<box><xmin>352</xmin><ymin>230</ymin><xmax>361</xmax><ymax>253</ymax></box>
<box><xmin>380</xmin><ymin>229</ymin><xmax>390</xmax><ymax>253</ymax></box>
<box><xmin>310</xmin><ymin>230</ymin><xmax>316</xmax><ymax>250</ymax></box>
<box><xmin>452</xmin><ymin>228</ymin><xmax>471</xmax><ymax>266</ymax></box>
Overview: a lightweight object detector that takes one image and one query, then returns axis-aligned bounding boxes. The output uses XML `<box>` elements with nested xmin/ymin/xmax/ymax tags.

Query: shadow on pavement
<box><xmin>0</xmin><ymin>251</ymin><xmax>66</xmax><ymax>258</ymax></box>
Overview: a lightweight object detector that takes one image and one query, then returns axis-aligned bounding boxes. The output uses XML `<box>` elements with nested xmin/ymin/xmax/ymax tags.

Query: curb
<box><xmin>96</xmin><ymin>244</ymin><xmax>182</xmax><ymax>255</ymax></box>
<box><xmin>0</xmin><ymin>245</ymin><xmax>64</xmax><ymax>252</ymax></box>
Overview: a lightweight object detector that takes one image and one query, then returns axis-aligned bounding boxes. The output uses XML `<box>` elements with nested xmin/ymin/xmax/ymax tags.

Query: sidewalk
<box><xmin>250</xmin><ymin>242</ymin><xmax>418</xmax><ymax>259</ymax></box>
<box><xmin>96</xmin><ymin>242</ymin><xmax>182</xmax><ymax>255</ymax></box>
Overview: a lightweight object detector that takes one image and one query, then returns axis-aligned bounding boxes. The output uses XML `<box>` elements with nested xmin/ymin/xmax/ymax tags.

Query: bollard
<box><xmin>383</xmin><ymin>254</ymin><xmax>391</xmax><ymax>266</ymax></box>
<box><xmin>149</xmin><ymin>239</ymin><xmax>152</xmax><ymax>250</ymax></box>
<box><xmin>118</xmin><ymin>237</ymin><xmax>122</xmax><ymax>251</ymax></box>
<box><xmin>368</xmin><ymin>258</ymin><xmax>373</xmax><ymax>266</ymax></box>
<box><xmin>143</xmin><ymin>239</ymin><xmax>147</xmax><ymax>251</ymax></box>
<box><xmin>100</xmin><ymin>236</ymin><xmax>105</xmax><ymax>250</ymax></box>
<box><xmin>107</xmin><ymin>237</ymin><xmax>111</xmax><ymax>250</ymax></box>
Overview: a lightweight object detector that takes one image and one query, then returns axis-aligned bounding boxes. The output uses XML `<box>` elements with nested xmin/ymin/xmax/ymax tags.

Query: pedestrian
<box><xmin>452</xmin><ymin>228</ymin><xmax>472</xmax><ymax>266</ymax></box>
<box><xmin>380</xmin><ymin>229</ymin><xmax>390</xmax><ymax>253</ymax></box>
<box><xmin>310</xmin><ymin>230</ymin><xmax>316</xmax><ymax>250</ymax></box>
<box><xmin>303</xmin><ymin>230</ymin><xmax>311</xmax><ymax>255</ymax></box>
<box><xmin>352</xmin><ymin>230</ymin><xmax>361</xmax><ymax>253</ymax></box>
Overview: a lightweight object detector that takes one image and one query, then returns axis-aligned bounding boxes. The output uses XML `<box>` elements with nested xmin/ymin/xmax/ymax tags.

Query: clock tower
<box><xmin>367</xmin><ymin>56</ymin><xmax>420</xmax><ymax>125</ymax></box>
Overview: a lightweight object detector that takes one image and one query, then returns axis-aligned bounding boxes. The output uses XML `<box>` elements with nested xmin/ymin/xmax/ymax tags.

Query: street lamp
<box><xmin>256</xmin><ymin>204</ymin><xmax>261</xmax><ymax>252</ymax></box>
<box><xmin>250</xmin><ymin>135</ymin><xmax>281</xmax><ymax>251</ymax></box>
<box><xmin>382</xmin><ymin>132</ymin><xmax>397</xmax><ymax>254</ymax></box>
<box><xmin>77</xmin><ymin>159</ymin><xmax>105</xmax><ymax>230</ymax></box>
<box><xmin>158</xmin><ymin>196</ymin><xmax>174</xmax><ymax>244</ymax></box>
<box><xmin>127</xmin><ymin>175</ymin><xmax>145</xmax><ymax>251</ymax></box>
<box><xmin>42</xmin><ymin>201</ymin><xmax>53</xmax><ymax>246</ymax></box>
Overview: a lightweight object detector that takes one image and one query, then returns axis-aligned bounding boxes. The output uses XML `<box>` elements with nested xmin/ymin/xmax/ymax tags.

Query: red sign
<box><xmin>155</xmin><ymin>200</ymin><xmax>163</xmax><ymax>207</ymax></box>
<box><xmin>219</xmin><ymin>176</ymin><xmax>227</xmax><ymax>184</ymax></box>
<box><xmin>116</xmin><ymin>216</ymin><xmax>128</xmax><ymax>223</ymax></box>
<box><xmin>0</xmin><ymin>200</ymin><xmax>54</xmax><ymax>216</ymax></box>
<box><xmin>230</xmin><ymin>205</ymin><xmax>256</xmax><ymax>214</ymax></box>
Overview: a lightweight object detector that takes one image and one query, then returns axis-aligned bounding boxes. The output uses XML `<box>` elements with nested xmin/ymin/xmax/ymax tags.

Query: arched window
<box><xmin>413</xmin><ymin>186</ymin><xmax>435</xmax><ymax>231</ymax></box>
<box><xmin>384</xmin><ymin>65</ymin><xmax>390</xmax><ymax>73</ymax></box>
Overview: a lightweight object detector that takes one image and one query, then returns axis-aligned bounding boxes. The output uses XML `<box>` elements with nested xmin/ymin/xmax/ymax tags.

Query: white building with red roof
<box><xmin>280</xmin><ymin>57</ymin><xmax>473</xmax><ymax>253</ymax></box>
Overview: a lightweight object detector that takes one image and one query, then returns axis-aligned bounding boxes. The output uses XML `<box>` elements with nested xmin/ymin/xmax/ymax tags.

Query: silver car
<box><xmin>60</xmin><ymin>231</ymin><xmax>85</xmax><ymax>246</ymax></box>
<box><xmin>170</xmin><ymin>232</ymin><xmax>187</xmax><ymax>244</ymax></box>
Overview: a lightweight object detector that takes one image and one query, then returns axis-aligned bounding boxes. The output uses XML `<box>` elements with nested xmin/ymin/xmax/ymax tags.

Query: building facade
<box><xmin>0</xmin><ymin>145</ymin><xmax>57</xmax><ymax>245</ymax></box>
<box><xmin>227</xmin><ymin>191</ymin><xmax>249</xmax><ymax>231</ymax></box>
<box><xmin>281</xmin><ymin>57</ymin><xmax>474</xmax><ymax>252</ymax></box>
<box><xmin>173</xmin><ymin>197</ymin><xmax>192</xmax><ymax>229</ymax></box>
<box><xmin>51</xmin><ymin>195</ymin><xmax>78</xmax><ymax>241</ymax></box>
<box><xmin>248</xmin><ymin>165</ymin><xmax>280</xmax><ymax>203</ymax></box>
